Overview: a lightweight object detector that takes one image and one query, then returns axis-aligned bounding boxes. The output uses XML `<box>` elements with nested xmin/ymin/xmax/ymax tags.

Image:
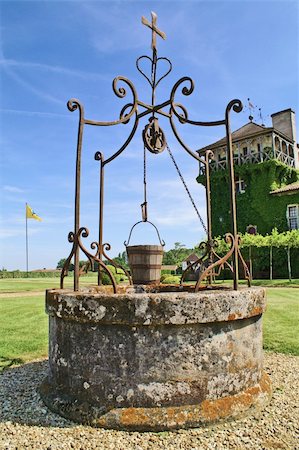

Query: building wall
<box><xmin>271</xmin><ymin>109</ymin><xmax>298</xmax><ymax>168</ymax></box>
<box><xmin>208</xmin><ymin>133</ymin><xmax>295</xmax><ymax>174</ymax></box>
<box><xmin>212</xmin><ymin>134</ymin><xmax>273</xmax><ymax>163</ymax></box>
<box><xmin>197</xmin><ymin>160</ymin><xmax>299</xmax><ymax>237</ymax></box>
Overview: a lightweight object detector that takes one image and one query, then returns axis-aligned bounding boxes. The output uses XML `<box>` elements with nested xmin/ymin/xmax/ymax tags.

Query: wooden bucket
<box><xmin>126</xmin><ymin>245</ymin><xmax>163</xmax><ymax>285</ymax></box>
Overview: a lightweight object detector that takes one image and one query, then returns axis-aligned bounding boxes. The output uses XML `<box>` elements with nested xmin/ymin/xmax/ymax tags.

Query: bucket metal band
<box><xmin>127</xmin><ymin>249</ymin><xmax>163</xmax><ymax>255</ymax></box>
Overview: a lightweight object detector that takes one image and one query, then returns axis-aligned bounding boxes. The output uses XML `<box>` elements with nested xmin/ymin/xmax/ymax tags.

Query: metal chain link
<box><xmin>144</xmin><ymin>143</ymin><xmax>147</xmax><ymax>195</ymax></box>
<box><xmin>141</xmin><ymin>144</ymin><xmax>148</xmax><ymax>221</ymax></box>
<box><xmin>166</xmin><ymin>143</ymin><xmax>208</xmax><ymax>235</ymax></box>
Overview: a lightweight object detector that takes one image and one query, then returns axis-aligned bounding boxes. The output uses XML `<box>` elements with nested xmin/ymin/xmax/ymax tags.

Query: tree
<box><xmin>113</xmin><ymin>252</ymin><xmax>129</xmax><ymax>269</ymax></box>
<box><xmin>213</xmin><ymin>229</ymin><xmax>299</xmax><ymax>280</ymax></box>
<box><xmin>264</xmin><ymin>228</ymin><xmax>281</xmax><ymax>280</ymax></box>
<box><xmin>240</xmin><ymin>232</ymin><xmax>268</xmax><ymax>279</ymax></box>
<box><xmin>163</xmin><ymin>243</ymin><xmax>193</xmax><ymax>266</ymax></box>
<box><xmin>56</xmin><ymin>258</ymin><xmax>74</xmax><ymax>271</ymax></box>
<box><xmin>280</xmin><ymin>230</ymin><xmax>299</xmax><ymax>281</ymax></box>
<box><xmin>56</xmin><ymin>258</ymin><xmax>66</xmax><ymax>269</ymax></box>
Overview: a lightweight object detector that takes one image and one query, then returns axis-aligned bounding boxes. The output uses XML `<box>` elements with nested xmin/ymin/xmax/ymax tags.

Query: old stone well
<box><xmin>40</xmin><ymin>285</ymin><xmax>271</xmax><ymax>431</ymax></box>
<box><xmin>40</xmin><ymin>12</ymin><xmax>271</xmax><ymax>431</ymax></box>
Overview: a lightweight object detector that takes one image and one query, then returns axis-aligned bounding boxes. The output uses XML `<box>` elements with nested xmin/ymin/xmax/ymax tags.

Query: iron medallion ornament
<box><xmin>143</xmin><ymin>117</ymin><xmax>166</xmax><ymax>154</ymax></box>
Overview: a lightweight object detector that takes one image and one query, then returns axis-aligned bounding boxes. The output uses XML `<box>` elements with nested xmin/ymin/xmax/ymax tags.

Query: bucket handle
<box><xmin>124</xmin><ymin>220</ymin><xmax>165</xmax><ymax>247</ymax></box>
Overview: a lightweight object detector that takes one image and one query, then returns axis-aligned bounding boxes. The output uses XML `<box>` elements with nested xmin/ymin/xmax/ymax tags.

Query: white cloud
<box><xmin>155</xmin><ymin>209</ymin><xmax>206</xmax><ymax>228</ymax></box>
<box><xmin>0</xmin><ymin>58</ymin><xmax>110</xmax><ymax>81</ymax></box>
<box><xmin>6</xmin><ymin>68</ymin><xmax>64</xmax><ymax>106</ymax></box>
<box><xmin>0</xmin><ymin>40</ymin><xmax>62</xmax><ymax>106</ymax></box>
<box><xmin>0</xmin><ymin>227</ymin><xmax>39</xmax><ymax>239</ymax></box>
<box><xmin>42</xmin><ymin>215</ymin><xmax>73</xmax><ymax>225</ymax></box>
<box><xmin>3</xmin><ymin>185</ymin><xmax>25</xmax><ymax>193</ymax></box>
<box><xmin>79</xmin><ymin>3</ymin><xmax>148</xmax><ymax>54</ymax></box>
<box><xmin>0</xmin><ymin>108</ymin><xmax>75</xmax><ymax>120</ymax></box>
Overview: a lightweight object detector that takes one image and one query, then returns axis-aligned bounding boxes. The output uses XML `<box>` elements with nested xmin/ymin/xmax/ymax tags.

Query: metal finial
<box><xmin>247</xmin><ymin>98</ymin><xmax>255</xmax><ymax>122</ymax></box>
<box><xmin>259</xmin><ymin>108</ymin><xmax>265</xmax><ymax>127</ymax></box>
<box><xmin>141</xmin><ymin>11</ymin><xmax>166</xmax><ymax>50</ymax></box>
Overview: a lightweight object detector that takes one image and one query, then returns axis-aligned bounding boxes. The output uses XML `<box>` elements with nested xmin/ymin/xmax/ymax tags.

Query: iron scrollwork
<box><xmin>61</xmin><ymin>228</ymin><xmax>118</xmax><ymax>292</ymax></box>
<box><xmin>61</xmin><ymin>11</ymin><xmax>250</xmax><ymax>292</ymax></box>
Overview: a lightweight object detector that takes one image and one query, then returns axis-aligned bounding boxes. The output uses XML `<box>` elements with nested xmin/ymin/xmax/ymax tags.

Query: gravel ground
<box><xmin>0</xmin><ymin>352</ymin><xmax>298</xmax><ymax>450</ymax></box>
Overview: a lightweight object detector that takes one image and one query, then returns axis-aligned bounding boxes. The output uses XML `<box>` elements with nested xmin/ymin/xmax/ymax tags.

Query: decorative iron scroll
<box><xmin>180</xmin><ymin>234</ymin><xmax>251</xmax><ymax>291</ymax></box>
<box><xmin>61</xmin><ymin>12</ymin><xmax>250</xmax><ymax>292</ymax></box>
<box><xmin>61</xmin><ymin>228</ymin><xmax>118</xmax><ymax>292</ymax></box>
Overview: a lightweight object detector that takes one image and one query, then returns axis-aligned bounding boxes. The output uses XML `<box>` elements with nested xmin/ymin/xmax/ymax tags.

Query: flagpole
<box><xmin>26</xmin><ymin>203</ymin><xmax>29</xmax><ymax>277</ymax></box>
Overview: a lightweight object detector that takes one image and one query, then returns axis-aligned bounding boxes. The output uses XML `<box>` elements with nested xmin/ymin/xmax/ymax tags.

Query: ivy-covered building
<box><xmin>197</xmin><ymin>108</ymin><xmax>299</xmax><ymax>237</ymax></box>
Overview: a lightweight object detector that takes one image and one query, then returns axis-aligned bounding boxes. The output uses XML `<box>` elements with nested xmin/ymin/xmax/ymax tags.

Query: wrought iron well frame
<box><xmin>61</xmin><ymin>12</ymin><xmax>251</xmax><ymax>292</ymax></box>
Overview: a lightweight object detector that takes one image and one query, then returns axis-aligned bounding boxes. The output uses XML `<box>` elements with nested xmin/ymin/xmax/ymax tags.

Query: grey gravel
<box><xmin>0</xmin><ymin>352</ymin><xmax>298</xmax><ymax>449</ymax></box>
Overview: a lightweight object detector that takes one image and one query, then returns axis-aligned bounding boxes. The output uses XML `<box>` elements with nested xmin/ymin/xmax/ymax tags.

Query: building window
<box><xmin>235</xmin><ymin>177</ymin><xmax>246</xmax><ymax>194</ymax></box>
<box><xmin>287</xmin><ymin>204</ymin><xmax>299</xmax><ymax>230</ymax></box>
<box><xmin>218</xmin><ymin>149</ymin><xmax>226</xmax><ymax>161</ymax></box>
<box><xmin>289</xmin><ymin>146</ymin><xmax>294</xmax><ymax>158</ymax></box>
<box><xmin>242</xmin><ymin>147</ymin><xmax>248</xmax><ymax>156</ymax></box>
<box><xmin>257</xmin><ymin>143</ymin><xmax>261</xmax><ymax>153</ymax></box>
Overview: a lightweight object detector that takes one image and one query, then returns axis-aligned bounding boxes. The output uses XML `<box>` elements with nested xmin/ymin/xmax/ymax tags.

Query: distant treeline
<box><xmin>0</xmin><ymin>270</ymin><xmax>61</xmax><ymax>279</ymax></box>
<box><xmin>0</xmin><ymin>270</ymin><xmax>96</xmax><ymax>279</ymax></box>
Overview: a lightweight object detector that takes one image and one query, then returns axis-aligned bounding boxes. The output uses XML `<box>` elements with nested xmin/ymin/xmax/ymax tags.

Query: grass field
<box><xmin>263</xmin><ymin>287</ymin><xmax>299</xmax><ymax>355</ymax></box>
<box><xmin>0</xmin><ymin>295</ymin><xmax>47</xmax><ymax>370</ymax></box>
<box><xmin>0</xmin><ymin>275</ymin><xmax>98</xmax><ymax>293</ymax></box>
<box><xmin>0</xmin><ymin>278</ymin><xmax>298</xmax><ymax>371</ymax></box>
<box><xmin>1</xmin><ymin>277</ymin><xmax>299</xmax><ymax>293</ymax></box>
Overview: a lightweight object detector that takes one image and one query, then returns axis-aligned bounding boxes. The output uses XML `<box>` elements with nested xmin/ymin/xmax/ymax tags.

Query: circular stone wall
<box><xmin>40</xmin><ymin>287</ymin><xmax>271</xmax><ymax>431</ymax></box>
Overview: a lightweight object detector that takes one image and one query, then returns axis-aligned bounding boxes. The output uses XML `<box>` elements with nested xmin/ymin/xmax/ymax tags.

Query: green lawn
<box><xmin>0</xmin><ymin>281</ymin><xmax>298</xmax><ymax>371</ymax></box>
<box><xmin>0</xmin><ymin>275</ymin><xmax>98</xmax><ymax>293</ymax></box>
<box><xmin>263</xmin><ymin>288</ymin><xmax>299</xmax><ymax>355</ymax></box>
<box><xmin>1</xmin><ymin>277</ymin><xmax>298</xmax><ymax>293</ymax></box>
<box><xmin>0</xmin><ymin>295</ymin><xmax>47</xmax><ymax>370</ymax></box>
<box><xmin>243</xmin><ymin>279</ymin><xmax>299</xmax><ymax>287</ymax></box>
<box><xmin>215</xmin><ymin>278</ymin><xmax>299</xmax><ymax>288</ymax></box>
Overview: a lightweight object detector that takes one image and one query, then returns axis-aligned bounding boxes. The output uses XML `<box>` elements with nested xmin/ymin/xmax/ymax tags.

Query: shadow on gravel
<box><xmin>0</xmin><ymin>356</ymin><xmax>24</xmax><ymax>372</ymax></box>
<box><xmin>0</xmin><ymin>359</ymin><xmax>76</xmax><ymax>428</ymax></box>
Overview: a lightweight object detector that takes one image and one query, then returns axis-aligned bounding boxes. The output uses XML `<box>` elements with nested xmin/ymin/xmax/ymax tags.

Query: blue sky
<box><xmin>0</xmin><ymin>0</ymin><xmax>298</xmax><ymax>270</ymax></box>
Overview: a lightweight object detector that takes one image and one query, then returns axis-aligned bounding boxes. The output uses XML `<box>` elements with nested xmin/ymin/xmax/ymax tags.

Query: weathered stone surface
<box><xmin>46</xmin><ymin>286</ymin><xmax>266</xmax><ymax>325</ymax></box>
<box><xmin>41</xmin><ymin>287</ymin><xmax>271</xmax><ymax>430</ymax></box>
<box><xmin>40</xmin><ymin>372</ymin><xmax>271</xmax><ymax>431</ymax></box>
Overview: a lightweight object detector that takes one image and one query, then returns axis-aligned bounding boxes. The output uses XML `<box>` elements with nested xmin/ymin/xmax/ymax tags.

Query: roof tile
<box><xmin>270</xmin><ymin>181</ymin><xmax>299</xmax><ymax>195</ymax></box>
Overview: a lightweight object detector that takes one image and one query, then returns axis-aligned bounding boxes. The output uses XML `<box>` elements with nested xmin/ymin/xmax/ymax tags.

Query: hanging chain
<box><xmin>141</xmin><ymin>144</ymin><xmax>148</xmax><ymax>221</ymax></box>
<box><xmin>166</xmin><ymin>143</ymin><xmax>208</xmax><ymax>235</ymax></box>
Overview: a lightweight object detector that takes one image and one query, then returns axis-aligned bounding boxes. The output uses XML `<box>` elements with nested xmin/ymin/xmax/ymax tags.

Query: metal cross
<box><xmin>141</xmin><ymin>11</ymin><xmax>166</xmax><ymax>51</ymax></box>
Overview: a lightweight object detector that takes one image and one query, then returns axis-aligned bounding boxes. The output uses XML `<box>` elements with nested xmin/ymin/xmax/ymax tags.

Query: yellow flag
<box><xmin>26</xmin><ymin>204</ymin><xmax>42</xmax><ymax>222</ymax></box>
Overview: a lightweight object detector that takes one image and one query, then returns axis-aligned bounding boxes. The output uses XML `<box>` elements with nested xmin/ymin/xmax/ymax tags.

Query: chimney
<box><xmin>271</xmin><ymin>108</ymin><xmax>296</xmax><ymax>143</ymax></box>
